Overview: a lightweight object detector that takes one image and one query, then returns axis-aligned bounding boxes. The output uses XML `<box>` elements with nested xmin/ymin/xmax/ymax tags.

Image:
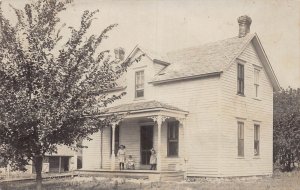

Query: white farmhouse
<box><xmin>81</xmin><ymin>15</ymin><xmax>280</xmax><ymax>178</ymax></box>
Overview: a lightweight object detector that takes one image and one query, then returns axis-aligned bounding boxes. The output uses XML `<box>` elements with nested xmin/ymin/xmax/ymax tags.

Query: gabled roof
<box><xmin>128</xmin><ymin>33</ymin><xmax>280</xmax><ymax>91</ymax></box>
<box><xmin>152</xmin><ymin>34</ymin><xmax>254</xmax><ymax>83</ymax></box>
<box><xmin>126</xmin><ymin>45</ymin><xmax>170</xmax><ymax>66</ymax></box>
<box><xmin>104</xmin><ymin>100</ymin><xmax>187</xmax><ymax>114</ymax></box>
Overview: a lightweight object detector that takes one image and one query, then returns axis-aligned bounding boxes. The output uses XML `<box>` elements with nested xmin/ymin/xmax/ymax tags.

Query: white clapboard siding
<box><xmin>218</xmin><ymin>41</ymin><xmax>273</xmax><ymax>176</ymax></box>
<box><xmin>119</xmin><ymin>122</ymin><xmax>141</xmax><ymax>169</ymax></box>
<box><xmin>82</xmin><ymin>132</ymin><xmax>101</xmax><ymax>169</ymax></box>
<box><xmin>82</xmin><ymin>44</ymin><xmax>274</xmax><ymax>177</ymax></box>
<box><xmin>154</xmin><ymin>76</ymin><xmax>221</xmax><ymax>176</ymax></box>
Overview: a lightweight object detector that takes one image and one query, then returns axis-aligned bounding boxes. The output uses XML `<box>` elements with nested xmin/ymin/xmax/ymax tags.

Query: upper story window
<box><xmin>238</xmin><ymin>121</ymin><xmax>244</xmax><ymax>157</ymax></box>
<box><xmin>254</xmin><ymin>68</ymin><xmax>260</xmax><ymax>98</ymax></box>
<box><xmin>254</xmin><ymin>124</ymin><xmax>260</xmax><ymax>156</ymax></box>
<box><xmin>135</xmin><ymin>70</ymin><xmax>144</xmax><ymax>98</ymax></box>
<box><xmin>237</xmin><ymin>64</ymin><xmax>244</xmax><ymax>95</ymax></box>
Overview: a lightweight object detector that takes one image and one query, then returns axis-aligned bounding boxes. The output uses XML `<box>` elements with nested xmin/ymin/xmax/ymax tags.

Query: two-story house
<box><xmin>81</xmin><ymin>15</ymin><xmax>280</xmax><ymax>178</ymax></box>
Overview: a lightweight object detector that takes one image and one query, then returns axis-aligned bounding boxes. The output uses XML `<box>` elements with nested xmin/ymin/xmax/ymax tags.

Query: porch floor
<box><xmin>77</xmin><ymin>169</ymin><xmax>185</xmax><ymax>181</ymax></box>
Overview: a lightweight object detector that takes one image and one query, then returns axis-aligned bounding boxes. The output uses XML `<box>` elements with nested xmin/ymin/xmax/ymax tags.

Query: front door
<box><xmin>140</xmin><ymin>125</ymin><xmax>153</xmax><ymax>165</ymax></box>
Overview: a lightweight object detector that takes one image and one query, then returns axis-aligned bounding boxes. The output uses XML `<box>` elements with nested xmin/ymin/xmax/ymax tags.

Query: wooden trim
<box><xmin>153</xmin><ymin>59</ymin><xmax>170</xmax><ymax>66</ymax></box>
<box><xmin>149</xmin><ymin>72</ymin><xmax>222</xmax><ymax>85</ymax></box>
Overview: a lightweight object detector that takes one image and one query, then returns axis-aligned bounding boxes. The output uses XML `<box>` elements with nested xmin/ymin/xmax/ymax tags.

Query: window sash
<box><xmin>238</xmin><ymin>139</ymin><xmax>244</xmax><ymax>156</ymax></box>
<box><xmin>254</xmin><ymin>69</ymin><xmax>260</xmax><ymax>97</ymax></box>
<box><xmin>135</xmin><ymin>71</ymin><xmax>144</xmax><ymax>98</ymax></box>
<box><xmin>254</xmin><ymin>84</ymin><xmax>259</xmax><ymax>97</ymax></box>
<box><xmin>167</xmin><ymin>121</ymin><xmax>179</xmax><ymax>156</ymax></box>
<box><xmin>238</xmin><ymin>122</ymin><xmax>244</xmax><ymax>156</ymax></box>
<box><xmin>254</xmin><ymin>69</ymin><xmax>259</xmax><ymax>85</ymax></box>
<box><xmin>237</xmin><ymin>64</ymin><xmax>244</xmax><ymax>94</ymax></box>
<box><xmin>254</xmin><ymin>125</ymin><xmax>260</xmax><ymax>156</ymax></box>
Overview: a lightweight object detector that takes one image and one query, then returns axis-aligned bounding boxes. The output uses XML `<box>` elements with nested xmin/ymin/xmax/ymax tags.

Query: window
<box><xmin>254</xmin><ymin>69</ymin><xmax>260</xmax><ymax>98</ymax></box>
<box><xmin>237</xmin><ymin>64</ymin><xmax>244</xmax><ymax>95</ymax></box>
<box><xmin>167</xmin><ymin>121</ymin><xmax>179</xmax><ymax>157</ymax></box>
<box><xmin>254</xmin><ymin>124</ymin><xmax>260</xmax><ymax>156</ymax></box>
<box><xmin>135</xmin><ymin>70</ymin><xmax>144</xmax><ymax>98</ymax></box>
<box><xmin>110</xmin><ymin>125</ymin><xmax>119</xmax><ymax>156</ymax></box>
<box><xmin>238</xmin><ymin>122</ymin><xmax>244</xmax><ymax>157</ymax></box>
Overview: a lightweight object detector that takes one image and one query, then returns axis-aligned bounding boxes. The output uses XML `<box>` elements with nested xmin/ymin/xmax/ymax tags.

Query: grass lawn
<box><xmin>0</xmin><ymin>171</ymin><xmax>299</xmax><ymax>190</ymax></box>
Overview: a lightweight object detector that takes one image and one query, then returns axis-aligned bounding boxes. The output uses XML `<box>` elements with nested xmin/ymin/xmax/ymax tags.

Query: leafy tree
<box><xmin>0</xmin><ymin>0</ymin><xmax>141</xmax><ymax>188</ymax></box>
<box><xmin>274</xmin><ymin>88</ymin><xmax>300</xmax><ymax>171</ymax></box>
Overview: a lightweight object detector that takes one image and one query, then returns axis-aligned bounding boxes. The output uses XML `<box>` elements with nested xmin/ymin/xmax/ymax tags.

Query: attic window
<box><xmin>135</xmin><ymin>70</ymin><xmax>144</xmax><ymax>98</ymax></box>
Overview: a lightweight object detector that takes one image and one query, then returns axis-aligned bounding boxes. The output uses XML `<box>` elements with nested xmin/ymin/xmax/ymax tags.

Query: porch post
<box><xmin>111</xmin><ymin>123</ymin><xmax>116</xmax><ymax>171</ymax></box>
<box><xmin>59</xmin><ymin>156</ymin><xmax>61</xmax><ymax>173</ymax></box>
<box><xmin>157</xmin><ymin>115</ymin><xmax>162</xmax><ymax>171</ymax></box>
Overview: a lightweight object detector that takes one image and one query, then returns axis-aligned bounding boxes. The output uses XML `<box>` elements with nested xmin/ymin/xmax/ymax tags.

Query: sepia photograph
<box><xmin>0</xmin><ymin>0</ymin><xmax>299</xmax><ymax>189</ymax></box>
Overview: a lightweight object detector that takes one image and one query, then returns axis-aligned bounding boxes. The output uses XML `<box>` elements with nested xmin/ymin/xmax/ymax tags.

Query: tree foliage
<box><xmin>0</xmin><ymin>0</ymin><xmax>141</xmax><ymax>183</ymax></box>
<box><xmin>274</xmin><ymin>88</ymin><xmax>300</xmax><ymax>171</ymax></box>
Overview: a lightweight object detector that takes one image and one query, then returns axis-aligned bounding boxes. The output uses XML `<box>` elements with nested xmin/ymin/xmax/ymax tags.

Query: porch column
<box><xmin>157</xmin><ymin>116</ymin><xmax>163</xmax><ymax>171</ymax></box>
<box><xmin>111</xmin><ymin>123</ymin><xmax>116</xmax><ymax>171</ymax></box>
<box><xmin>59</xmin><ymin>156</ymin><xmax>61</xmax><ymax>173</ymax></box>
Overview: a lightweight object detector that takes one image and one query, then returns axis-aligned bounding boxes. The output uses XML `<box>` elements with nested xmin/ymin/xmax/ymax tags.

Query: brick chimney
<box><xmin>114</xmin><ymin>47</ymin><xmax>125</xmax><ymax>61</ymax></box>
<box><xmin>238</xmin><ymin>15</ymin><xmax>252</xmax><ymax>38</ymax></box>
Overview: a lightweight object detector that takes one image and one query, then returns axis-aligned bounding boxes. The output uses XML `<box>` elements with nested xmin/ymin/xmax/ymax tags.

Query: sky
<box><xmin>1</xmin><ymin>0</ymin><xmax>300</xmax><ymax>88</ymax></box>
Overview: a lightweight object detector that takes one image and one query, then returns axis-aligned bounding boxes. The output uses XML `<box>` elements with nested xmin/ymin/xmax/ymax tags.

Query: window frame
<box><xmin>237</xmin><ymin>63</ymin><xmax>245</xmax><ymax>95</ymax></box>
<box><xmin>167</xmin><ymin>121</ymin><xmax>179</xmax><ymax>157</ymax></box>
<box><xmin>254</xmin><ymin>68</ymin><xmax>260</xmax><ymax>98</ymax></box>
<box><xmin>135</xmin><ymin>70</ymin><xmax>145</xmax><ymax>98</ymax></box>
<box><xmin>237</xmin><ymin>122</ymin><xmax>244</xmax><ymax>157</ymax></box>
<box><xmin>254</xmin><ymin>124</ymin><xmax>260</xmax><ymax>156</ymax></box>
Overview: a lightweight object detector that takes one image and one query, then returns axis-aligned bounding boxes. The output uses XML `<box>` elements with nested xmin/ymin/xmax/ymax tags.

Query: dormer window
<box><xmin>135</xmin><ymin>70</ymin><xmax>144</xmax><ymax>98</ymax></box>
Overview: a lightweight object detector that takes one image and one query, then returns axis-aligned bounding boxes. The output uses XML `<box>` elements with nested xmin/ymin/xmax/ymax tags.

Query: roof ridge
<box><xmin>166</xmin><ymin>34</ymin><xmax>255</xmax><ymax>56</ymax></box>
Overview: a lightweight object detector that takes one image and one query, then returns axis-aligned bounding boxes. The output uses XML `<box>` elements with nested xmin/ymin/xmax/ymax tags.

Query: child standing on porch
<box><xmin>117</xmin><ymin>145</ymin><xmax>126</xmax><ymax>170</ymax></box>
<box><xmin>150</xmin><ymin>148</ymin><xmax>157</xmax><ymax>170</ymax></box>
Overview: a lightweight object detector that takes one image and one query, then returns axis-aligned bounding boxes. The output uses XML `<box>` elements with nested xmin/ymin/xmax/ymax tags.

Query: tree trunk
<box><xmin>100</xmin><ymin>129</ymin><xmax>103</xmax><ymax>169</ymax></box>
<box><xmin>34</xmin><ymin>155</ymin><xmax>43</xmax><ymax>190</ymax></box>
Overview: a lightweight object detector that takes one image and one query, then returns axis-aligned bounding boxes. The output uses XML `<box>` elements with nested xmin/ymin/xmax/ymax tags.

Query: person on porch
<box><xmin>126</xmin><ymin>155</ymin><xmax>135</xmax><ymax>170</ymax></box>
<box><xmin>117</xmin><ymin>145</ymin><xmax>126</xmax><ymax>170</ymax></box>
<box><xmin>150</xmin><ymin>148</ymin><xmax>157</xmax><ymax>170</ymax></box>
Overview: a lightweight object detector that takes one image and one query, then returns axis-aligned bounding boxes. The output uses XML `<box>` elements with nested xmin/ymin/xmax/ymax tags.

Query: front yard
<box><xmin>0</xmin><ymin>171</ymin><xmax>299</xmax><ymax>190</ymax></box>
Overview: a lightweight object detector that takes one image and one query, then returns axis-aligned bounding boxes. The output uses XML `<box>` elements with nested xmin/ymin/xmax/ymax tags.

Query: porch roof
<box><xmin>104</xmin><ymin>100</ymin><xmax>188</xmax><ymax>115</ymax></box>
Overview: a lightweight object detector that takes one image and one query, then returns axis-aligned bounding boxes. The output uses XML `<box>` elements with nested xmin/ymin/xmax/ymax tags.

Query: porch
<box><xmin>82</xmin><ymin>100</ymin><xmax>189</xmax><ymax>175</ymax></box>
<box><xmin>78</xmin><ymin>169</ymin><xmax>185</xmax><ymax>181</ymax></box>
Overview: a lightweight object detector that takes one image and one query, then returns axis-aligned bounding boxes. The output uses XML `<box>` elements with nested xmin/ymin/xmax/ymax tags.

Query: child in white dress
<box><xmin>117</xmin><ymin>145</ymin><xmax>126</xmax><ymax>170</ymax></box>
<box><xmin>150</xmin><ymin>148</ymin><xmax>157</xmax><ymax>170</ymax></box>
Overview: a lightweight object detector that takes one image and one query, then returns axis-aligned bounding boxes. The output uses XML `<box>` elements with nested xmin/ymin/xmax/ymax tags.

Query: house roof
<box><xmin>128</xmin><ymin>33</ymin><xmax>280</xmax><ymax>91</ymax></box>
<box><xmin>152</xmin><ymin>34</ymin><xmax>255</xmax><ymax>83</ymax></box>
<box><xmin>104</xmin><ymin>100</ymin><xmax>187</xmax><ymax>114</ymax></box>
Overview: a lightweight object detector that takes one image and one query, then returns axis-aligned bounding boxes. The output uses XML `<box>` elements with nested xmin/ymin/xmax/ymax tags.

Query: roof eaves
<box><xmin>252</xmin><ymin>33</ymin><xmax>281</xmax><ymax>91</ymax></box>
<box><xmin>153</xmin><ymin>59</ymin><xmax>171</xmax><ymax>66</ymax></box>
<box><xmin>150</xmin><ymin>72</ymin><xmax>222</xmax><ymax>85</ymax></box>
<box><xmin>100</xmin><ymin>107</ymin><xmax>188</xmax><ymax>116</ymax></box>
<box><xmin>103</xmin><ymin>86</ymin><xmax>126</xmax><ymax>93</ymax></box>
